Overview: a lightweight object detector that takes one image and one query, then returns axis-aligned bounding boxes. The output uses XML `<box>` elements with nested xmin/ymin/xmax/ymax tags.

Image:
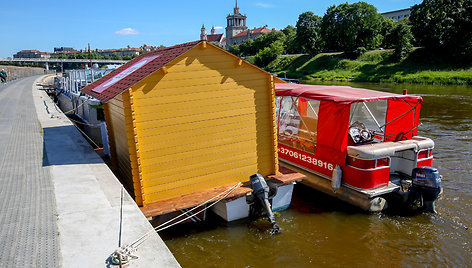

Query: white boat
<box><xmin>54</xmin><ymin>67</ymin><xmax>117</xmax><ymax>155</ymax></box>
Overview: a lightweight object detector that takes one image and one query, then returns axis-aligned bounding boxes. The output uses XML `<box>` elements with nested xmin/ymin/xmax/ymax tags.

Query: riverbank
<box><xmin>258</xmin><ymin>48</ymin><xmax>472</xmax><ymax>85</ymax></box>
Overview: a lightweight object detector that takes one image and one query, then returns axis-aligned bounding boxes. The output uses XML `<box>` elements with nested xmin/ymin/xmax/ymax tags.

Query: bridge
<box><xmin>0</xmin><ymin>58</ymin><xmax>129</xmax><ymax>70</ymax></box>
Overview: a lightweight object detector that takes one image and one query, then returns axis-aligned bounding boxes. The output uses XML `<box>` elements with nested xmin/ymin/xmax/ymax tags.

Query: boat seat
<box><xmin>347</xmin><ymin>136</ymin><xmax>434</xmax><ymax>159</ymax></box>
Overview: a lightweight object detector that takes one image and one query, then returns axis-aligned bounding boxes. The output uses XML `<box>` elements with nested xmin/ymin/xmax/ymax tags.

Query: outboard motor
<box><xmin>250</xmin><ymin>174</ymin><xmax>280</xmax><ymax>235</ymax></box>
<box><xmin>411</xmin><ymin>167</ymin><xmax>442</xmax><ymax>213</ymax></box>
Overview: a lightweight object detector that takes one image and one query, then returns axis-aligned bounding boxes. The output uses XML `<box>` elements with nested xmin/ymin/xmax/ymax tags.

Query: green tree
<box><xmin>112</xmin><ymin>52</ymin><xmax>122</xmax><ymax>60</ymax></box>
<box><xmin>239</xmin><ymin>39</ymin><xmax>256</xmax><ymax>56</ymax></box>
<box><xmin>390</xmin><ymin>20</ymin><xmax>414</xmax><ymax>60</ymax></box>
<box><xmin>296</xmin><ymin>11</ymin><xmax>323</xmax><ymax>55</ymax></box>
<box><xmin>321</xmin><ymin>2</ymin><xmax>383</xmax><ymax>53</ymax></box>
<box><xmin>253</xmin><ymin>31</ymin><xmax>286</xmax><ymax>53</ymax></box>
<box><xmin>254</xmin><ymin>40</ymin><xmax>284</xmax><ymax>68</ymax></box>
<box><xmin>410</xmin><ymin>0</ymin><xmax>472</xmax><ymax>60</ymax></box>
<box><xmin>90</xmin><ymin>52</ymin><xmax>102</xmax><ymax>59</ymax></box>
<box><xmin>228</xmin><ymin>44</ymin><xmax>241</xmax><ymax>57</ymax></box>
<box><xmin>74</xmin><ymin>53</ymin><xmax>88</xmax><ymax>59</ymax></box>
<box><xmin>380</xmin><ymin>18</ymin><xmax>397</xmax><ymax>49</ymax></box>
<box><xmin>282</xmin><ymin>25</ymin><xmax>300</xmax><ymax>54</ymax></box>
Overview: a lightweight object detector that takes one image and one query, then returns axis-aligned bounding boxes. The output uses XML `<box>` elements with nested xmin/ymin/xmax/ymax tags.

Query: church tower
<box><xmin>200</xmin><ymin>24</ymin><xmax>207</xmax><ymax>40</ymax></box>
<box><xmin>225</xmin><ymin>0</ymin><xmax>248</xmax><ymax>48</ymax></box>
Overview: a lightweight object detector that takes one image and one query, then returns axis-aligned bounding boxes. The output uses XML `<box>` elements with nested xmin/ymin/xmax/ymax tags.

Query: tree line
<box><xmin>228</xmin><ymin>0</ymin><xmax>472</xmax><ymax>67</ymax></box>
<box><xmin>49</xmin><ymin>45</ymin><xmax>166</xmax><ymax>61</ymax></box>
<box><xmin>51</xmin><ymin>52</ymin><xmax>140</xmax><ymax>61</ymax></box>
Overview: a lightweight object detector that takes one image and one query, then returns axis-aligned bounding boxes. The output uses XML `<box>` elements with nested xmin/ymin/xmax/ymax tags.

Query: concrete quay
<box><xmin>0</xmin><ymin>76</ymin><xmax>180</xmax><ymax>267</ymax></box>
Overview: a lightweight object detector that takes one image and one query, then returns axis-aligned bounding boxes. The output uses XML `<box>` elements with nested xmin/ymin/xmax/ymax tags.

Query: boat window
<box><xmin>349</xmin><ymin>100</ymin><xmax>387</xmax><ymax>143</ymax></box>
<box><xmin>277</xmin><ymin>96</ymin><xmax>320</xmax><ymax>154</ymax></box>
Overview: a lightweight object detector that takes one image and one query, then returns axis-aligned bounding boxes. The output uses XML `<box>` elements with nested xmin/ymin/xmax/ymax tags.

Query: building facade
<box><xmin>382</xmin><ymin>8</ymin><xmax>411</xmax><ymax>21</ymax></box>
<box><xmin>225</xmin><ymin>1</ymin><xmax>275</xmax><ymax>48</ymax></box>
<box><xmin>13</xmin><ymin>50</ymin><xmax>50</xmax><ymax>59</ymax></box>
<box><xmin>200</xmin><ymin>25</ymin><xmax>226</xmax><ymax>47</ymax></box>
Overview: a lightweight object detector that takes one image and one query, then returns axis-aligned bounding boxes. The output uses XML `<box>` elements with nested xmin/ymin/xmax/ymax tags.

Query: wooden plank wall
<box><xmin>129</xmin><ymin>43</ymin><xmax>278</xmax><ymax>205</ymax></box>
<box><xmin>105</xmin><ymin>93</ymin><xmax>143</xmax><ymax>205</ymax></box>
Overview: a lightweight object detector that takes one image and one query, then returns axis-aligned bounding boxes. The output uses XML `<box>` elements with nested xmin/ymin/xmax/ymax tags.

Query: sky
<box><xmin>1</xmin><ymin>0</ymin><xmax>421</xmax><ymax>58</ymax></box>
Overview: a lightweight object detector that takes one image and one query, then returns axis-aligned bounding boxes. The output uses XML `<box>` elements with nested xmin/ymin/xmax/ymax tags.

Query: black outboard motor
<box><xmin>411</xmin><ymin>167</ymin><xmax>442</xmax><ymax>213</ymax></box>
<box><xmin>250</xmin><ymin>174</ymin><xmax>280</xmax><ymax>235</ymax></box>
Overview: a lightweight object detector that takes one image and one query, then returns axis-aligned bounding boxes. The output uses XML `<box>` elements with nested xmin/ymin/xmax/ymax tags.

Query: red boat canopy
<box><xmin>275</xmin><ymin>83</ymin><xmax>422</xmax><ymax>104</ymax></box>
<box><xmin>275</xmin><ymin>83</ymin><xmax>424</xmax><ymax>170</ymax></box>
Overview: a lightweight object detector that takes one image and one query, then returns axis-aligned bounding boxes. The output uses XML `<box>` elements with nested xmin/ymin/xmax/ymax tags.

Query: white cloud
<box><xmin>255</xmin><ymin>2</ymin><xmax>274</xmax><ymax>8</ymax></box>
<box><xmin>214</xmin><ymin>26</ymin><xmax>223</xmax><ymax>30</ymax></box>
<box><xmin>114</xmin><ymin>28</ymin><xmax>139</xmax><ymax>35</ymax></box>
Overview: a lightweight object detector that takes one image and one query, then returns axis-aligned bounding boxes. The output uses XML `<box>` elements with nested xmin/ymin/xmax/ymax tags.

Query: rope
<box><xmin>132</xmin><ymin>182</ymin><xmax>241</xmax><ymax>248</ymax></box>
<box><xmin>69</xmin><ymin>119</ymin><xmax>101</xmax><ymax>149</ymax></box>
<box><xmin>118</xmin><ymin>187</ymin><xmax>124</xmax><ymax>248</ymax></box>
<box><xmin>51</xmin><ymin>97</ymin><xmax>103</xmax><ymax>128</ymax></box>
<box><xmin>62</xmin><ymin>99</ymin><xmax>87</xmax><ymax>115</ymax></box>
<box><xmin>67</xmin><ymin>116</ymin><xmax>103</xmax><ymax>128</ymax></box>
<box><xmin>110</xmin><ymin>182</ymin><xmax>242</xmax><ymax>263</ymax></box>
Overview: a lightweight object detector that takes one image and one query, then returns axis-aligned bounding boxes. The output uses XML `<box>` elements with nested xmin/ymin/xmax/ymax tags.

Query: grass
<box><xmin>263</xmin><ymin>48</ymin><xmax>472</xmax><ymax>85</ymax></box>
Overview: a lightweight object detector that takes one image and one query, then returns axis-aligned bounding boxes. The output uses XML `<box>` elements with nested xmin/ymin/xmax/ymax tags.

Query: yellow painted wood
<box><xmin>123</xmin><ymin>90</ymin><xmax>143</xmax><ymax>206</ymax></box>
<box><xmin>131</xmin><ymin>75</ymin><xmax>266</xmax><ymax>98</ymax></box>
<box><xmin>136</xmin><ymin>113</ymin><xmax>271</xmax><ymax>142</ymax></box>
<box><xmin>105</xmin><ymin>42</ymin><xmax>279</xmax><ymax>205</ymax></box>
<box><xmin>105</xmin><ymin>92</ymin><xmax>136</xmax><ymax>200</ymax></box>
<box><xmin>139</xmin><ymin>141</ymin><xmax>272</xmax><ymax>173</ymax></box>
<box><xmin>143</xmin><ymin>160</ymin><xmax>272</xmax><ymax>194</ymax></box>
<box><xmin>141</xmin><ymin>151</ymin><xmax>273</xmax><ymax>186</ymax></box>
<box><xmin>134</xmin><ymin>81</ymin><xmax>267</xmax><ymax>101</ymax></box>
<box><xmin>103</xmin><ymin>103</ymin><xmax>118</xmax><ymax>170</ymax></box>
<box><xmin>136</xmin><ymin>115</ymin><xmax>269</xmax><ymax>147</ymax></box>
<box><xmin>138</xmin><ymin>128</ymin><xmax>271</xmax><ymax>160</ymax></box>
<box><xmin>135</xmin><ymin>107</ymin><xmax>265</xmax><ymax>131</ymax></box>
<box><xmin>142</xmin><ymin>165</ymin><xmax>264</xmax><ymax>202</ymax></box>
<box><xmin>134</xmin><ymin>90</ymin><xmax>267</xmax><ymax>111</ymax></box>
<box><xmin>267</xmin><ymin>75</ymin><xmax>279</xmax><ymax>173</ymax></box>
<box><xmin>134</xmin><ymin>99</ymin><xmax>259</xmax><ymax>122</ymax></box>
<box><xmin>161</xmin><ymin>66</ymin><xmax>168</xmax><ymax>74</ymax></box>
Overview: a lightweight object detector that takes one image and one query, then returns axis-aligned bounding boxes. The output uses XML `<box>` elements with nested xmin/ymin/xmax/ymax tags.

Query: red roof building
<box><xmin>232</xmin><ymin>26</ymin><xmax>272</xmax><ymax>38</ymax></box>
<box><xmin>200</xmin><ymin>25</ymin><xmax>226</xmax><ymax>48</ymax></box>
<box><xmin>80</xmin><ymin>40</ymin><xmax>283</xmax><ymax>208</ymax></box>
<box><xmin>224</xmin><ymin>1</ymin><xmax>275</xmax><ymax>48</ymax></box>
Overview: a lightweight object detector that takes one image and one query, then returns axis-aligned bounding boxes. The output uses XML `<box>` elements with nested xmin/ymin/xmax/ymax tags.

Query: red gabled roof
<box><xmin>275</xmin><ymin>83</ymin><xmax>422</xmax><ymax>104</ymax></box>
<box><xmin>207</xmin><ymin>33</ymin><xmax>224</xmax><ymax>43</ymax></box>
<box><xmin>81</xmin><ymin>40</ymin><xmax>201</xmax><ymax>102</ymax></box>
<box><xmin>233</xmin><ymin>27</ymin><xmax>272</xmax><ymax>38</ymax></box>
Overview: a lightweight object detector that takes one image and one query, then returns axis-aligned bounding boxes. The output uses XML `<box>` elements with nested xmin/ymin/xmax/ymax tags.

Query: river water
<box><xmin>160</xmin><ymin>82</ymin><xmax>472</xmax><ymax>267</ymax></box>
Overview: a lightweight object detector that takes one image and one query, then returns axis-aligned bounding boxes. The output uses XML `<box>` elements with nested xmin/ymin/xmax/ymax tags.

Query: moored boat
<box><xmin>275</xmin><ymin>83</ymin><xmax>442</xmax><ymax>212</ymax></box>
<box><xmin>54</xmin><ymin>67</ymin><xmax>117</xmax><ymax>155</ymax></box>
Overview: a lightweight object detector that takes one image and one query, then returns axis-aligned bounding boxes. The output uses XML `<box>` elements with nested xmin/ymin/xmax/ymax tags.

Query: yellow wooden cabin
<box><xmin>82</xmin><ymin>40</ymin><xmax>283</xmax><ymax>211</ymax></box>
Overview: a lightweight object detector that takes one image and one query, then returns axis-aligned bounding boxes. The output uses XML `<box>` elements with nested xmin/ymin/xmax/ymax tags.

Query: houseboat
<box><xmin>55</xmin><ymin>67</ymin><xmax>117</xmax><ymax>155</ymax></box>
<box><xmin>275</xmin><ymin>83</ymin><xmax>442</xmax><ymax>213</ymax></box>
<box><xmin>79</xmin><ymin>41</ymin><xmax>299</xmax><ymax>228</ymax></box>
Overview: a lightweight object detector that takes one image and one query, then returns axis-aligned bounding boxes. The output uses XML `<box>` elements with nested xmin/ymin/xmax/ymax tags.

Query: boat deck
<box><xmin>140</xmin><ymin>167</ymin><xmax>305</xmax><ymax>218</ymax></box>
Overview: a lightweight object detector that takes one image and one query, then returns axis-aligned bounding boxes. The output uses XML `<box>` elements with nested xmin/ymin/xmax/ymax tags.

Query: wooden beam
<box><xmin>161</xmin><ymin>66</ymin><xmax>168</xmax><ymax>74</ymax></box>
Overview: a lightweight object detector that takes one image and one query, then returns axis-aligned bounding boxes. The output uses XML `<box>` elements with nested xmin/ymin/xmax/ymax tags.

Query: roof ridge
<box><xmin>81</xmin><ymin>40</ymin><xmax>202</xmax><ymax>102</ymax></box>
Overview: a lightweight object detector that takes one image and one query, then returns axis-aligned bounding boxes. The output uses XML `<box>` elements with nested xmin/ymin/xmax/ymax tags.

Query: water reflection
<box><xmin>161</xmin><ymin>82</ymin><xmax>472</xmax><ymax>267</ymax></box>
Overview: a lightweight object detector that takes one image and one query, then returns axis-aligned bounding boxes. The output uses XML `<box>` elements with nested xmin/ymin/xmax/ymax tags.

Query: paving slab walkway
<box><xmin>0</xmin><ymin>76</ymin><xmax>59</xmax><ymax>267</ymax></box>
<box><xmin>0</xmin><ymin>76</ymin><xmax>180</xmax><ymax>267</ymax></box>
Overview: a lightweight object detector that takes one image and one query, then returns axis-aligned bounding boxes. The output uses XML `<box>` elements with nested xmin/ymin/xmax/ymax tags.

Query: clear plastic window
<box><xmin>349</xmin><ymin>100</ymin><xmax>387</xmax><ymax>143</ymax></box>
<box><xmin>277</xmin><ymin>96</ymin><xmax>320</xmax><ymax>153</ymax></box>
